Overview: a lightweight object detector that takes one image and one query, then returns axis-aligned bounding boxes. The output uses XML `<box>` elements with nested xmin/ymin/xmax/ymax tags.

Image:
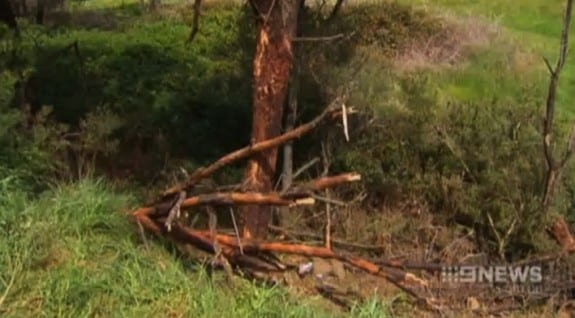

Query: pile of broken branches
<box><xmin>129</xmin><ymin>95</ymin><xmax>575</xmax><ymax>314</ymax></box>
<box><xmin>130</xmin><ymin>96</ymin><xmax>434</xmax><ymax>308</ymax></box>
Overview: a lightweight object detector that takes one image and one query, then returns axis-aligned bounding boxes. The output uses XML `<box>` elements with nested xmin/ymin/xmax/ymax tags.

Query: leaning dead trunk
<box><xmin>239</xmin><ymin>0</ymin><xmax>301</xmax><ymax>239</ymax></box>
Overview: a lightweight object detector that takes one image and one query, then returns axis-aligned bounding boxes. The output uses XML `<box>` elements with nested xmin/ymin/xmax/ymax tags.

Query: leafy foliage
<box><xmin>0</xmin><ymin>4</ymin><xmax>256</xmax><ymax>188</ymax></box>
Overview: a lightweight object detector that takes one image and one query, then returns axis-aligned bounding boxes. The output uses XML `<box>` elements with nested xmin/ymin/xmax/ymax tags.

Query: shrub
<box><xmin>291</xmin><ymin>2</ymin><xmax>574</xmax><ymax>258</ymax></box>
<box><xmin>1</xmin><ymin>3</ymin><xmax>255</xmax><ymax>185</ymax></box>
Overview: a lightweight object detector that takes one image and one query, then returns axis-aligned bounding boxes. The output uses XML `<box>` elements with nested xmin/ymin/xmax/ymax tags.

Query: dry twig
<box><xmin>165</xmin><ymin>190</ymin><xmax>186</xmax><ymax>232</ymax></box>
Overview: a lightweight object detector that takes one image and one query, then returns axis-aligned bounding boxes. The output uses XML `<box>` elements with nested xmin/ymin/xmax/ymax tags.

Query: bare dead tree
<box><xmin>278</xmin><ymin>1</ymin><xmax>306</xmax><ymax>227</ymax></box>
<box><xmin>541</xmin><ymin>0</ymin><xmax>574</xmax><ymax>214</ymax></box>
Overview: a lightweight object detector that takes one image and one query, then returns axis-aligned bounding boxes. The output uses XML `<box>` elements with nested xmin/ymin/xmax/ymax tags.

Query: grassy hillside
<box><xmin>0</xmin><ymin>178</ymin><xmax>393</xmax><ymax>317</ymax></box>
<box><xmin>2</xmin><ymin>0</ymin><xmax>575</xmax><ymax>317</ymax></box>
<box><xmin>399</xmin><ymin>0</ymin><xmax>575</xmax><ymax>117</ymax></box>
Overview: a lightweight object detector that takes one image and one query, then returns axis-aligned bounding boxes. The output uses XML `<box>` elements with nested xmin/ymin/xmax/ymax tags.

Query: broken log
<box><xmin>282</xmin><ymin>173</ymin><xmax>361</xmax><ymax>198</ymax></box>
<box><xmin>134</xmin><ymin>193</ymin><xmax>315</xmax><ymax>219</ymax></box>
<box><xmin>133</xmin><ymin>173</ymin><xmax>361</xmax><ymax>219</ymax></box>
<box><xmin>135</xmin><ymin>211</ymin><xmax>429</xmax><ymax>291</ymax></box>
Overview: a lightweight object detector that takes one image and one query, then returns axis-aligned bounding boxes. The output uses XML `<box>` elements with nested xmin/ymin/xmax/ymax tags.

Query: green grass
<box><xmin>397</xmin><ymin>0</ymin><xmax>575</xmax><ymax>117</ymax></box>
<box><xmin>0</xmin><ymin>178</ymin><xmax>392</xmax><ymax>317</ymax></box>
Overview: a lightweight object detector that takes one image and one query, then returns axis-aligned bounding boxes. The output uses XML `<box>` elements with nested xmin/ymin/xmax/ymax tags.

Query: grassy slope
<box><xmin>399</xmin><ymin>0</ymin><xmax>575</xmax><ymax>118</ymax></box>
<box><xmin>0</xmin><ymin>179</ymin><xmax>391</xmax><ymax>317</ymax></box>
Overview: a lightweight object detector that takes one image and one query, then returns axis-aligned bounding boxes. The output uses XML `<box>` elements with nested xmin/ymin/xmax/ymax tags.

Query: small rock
<box><xmin>298</xmin><ymin>262</ymin><xmax>314</xmax><ymax>276</ymax></box>
<box><xmin>466</xmin><ymin>297</ymin><xmax>480</xmax><ymax>310</ymax></box>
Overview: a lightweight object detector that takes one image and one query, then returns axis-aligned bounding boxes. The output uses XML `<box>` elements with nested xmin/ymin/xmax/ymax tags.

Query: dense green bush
<box><xmin>287</xmin><ymin>2</ymin><xmax>575</xmax><ymax>257</ymax></box>
<box><xmin>1</xmin><ymin>4</ymin><xmax>256</xmax><ymax>187</ymax></box>
<box><xmin>314</xmin><ymin>48</ymin><xmax>573</xmax><ymax>257</ymax></box>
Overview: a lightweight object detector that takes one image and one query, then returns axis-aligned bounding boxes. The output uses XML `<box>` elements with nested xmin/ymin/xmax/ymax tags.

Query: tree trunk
<box><xmin>278</xmin><ymin>39</ymin><xmax>301</xmax><ymax>227</ymax></box>
<box><xmin>149</xmin><ymin>0</ymin><xmax>161</xmax><ymax>11</ymax></box>
<box><xmin>0</xmin><ymin>0</ymin><xmax>18</xmax><ymax>31</ymax></box>
<box><xmin>239</xmin><ymin>0</ymin><xmax>301</xmax><ymax>239</ymax></box>
<box><xmin>35</xmin><ymin>0</ymin><xmax>45</xmax><ymax>25</ymax></box>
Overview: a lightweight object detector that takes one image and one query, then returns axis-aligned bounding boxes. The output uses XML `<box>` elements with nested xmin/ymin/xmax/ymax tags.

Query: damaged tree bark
<box><xmin>240</xmin><ymin>0</ymin><xmax>302</xmax><ymax>239</ymax></box>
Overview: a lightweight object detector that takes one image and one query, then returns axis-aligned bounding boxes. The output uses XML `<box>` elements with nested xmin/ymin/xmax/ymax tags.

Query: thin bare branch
<box><xmin>187</xmin><ymin>0</ymin><xmax>202</xmax><ymax>43</ymax></box>
<box><xmin>309</xmin><ymin>193</ymin><xmax>347</xmax><ymax>206</ymax></box>
<box><xmin>264</xmin><ymin>0</ymin><xmax>278</xmax><ymax>22</ymax></box>
<box><xmin>293</xmin><ymin>33</ymin><xmax>345</xmax><ymax>42</ymax></box>
<box><xmin>556</xmin><ymin>0</ymin><xmax>574</xmax><ymax>73</ymax></box>
<box><xmin>230</xmin><ymin>207</ymin><xmax>244</xmax><ymax>254</ymax></box>
<box><xmin>292</xmin><ymin>157</ymin><xmax>320</xmax><ymax>180</ymax></box>
<box><xmin>543</xmin><ymin>56</ymin><xmax>554</xmax><ymax>75</ymax></box>
<box><xmin>165</xmin><ymin>190</ymin><xmax>186</xmax><ymax>232</ymax></box>
<box><xmin>542</xmin><ymin>0</ymin><xmax>574</xmax><ymax>212</ymax></box>
<box><xmin>326</xmin><ymin>0</ymin><xmax>345</xmax><ymax>22</ymax></box>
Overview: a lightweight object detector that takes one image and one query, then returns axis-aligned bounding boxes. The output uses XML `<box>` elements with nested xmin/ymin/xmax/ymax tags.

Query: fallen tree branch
<box><xmin>133</xmin><ymin>212</ymin><xmax>428</xmax><ymax>291</ymax></box>
<box><xmin>181</xmin><ymin>192</ymin><xmax>314</xmax><ymax>208</ymax></box>
<box><xmin>283</xmin><ymin>173</ymin><xmax>361</xmax><ymax>198</ymax></box>
<box><xmin>156</xmin><ymin>96</ymin><xmax>350</xmax><ymax>202</ymax></box>
<box><xmin>268</xmin><ymin>225</ymin><xmax>387</xmax><ymax>251</ymax></box>
<box><xmin>134</xmin><ymin>173</ymin><xmax>361</xmax><ymax>219</ymax></box>
<box><xmin>135</xmin><ymin>192</ymin><xmax>316</xmax><ymax>219</ymax></box>
<box><xmin>169</xmin><ymin>225</ymin><xmax>428</xmax><ymax>288</ymax></box>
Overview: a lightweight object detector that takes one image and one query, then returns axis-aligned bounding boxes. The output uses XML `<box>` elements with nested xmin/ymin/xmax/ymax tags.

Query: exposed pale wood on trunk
<box><xmin>240</xmin><ymin>0</ymin><xmax>302</xmax><ymax>239</ymax></box>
